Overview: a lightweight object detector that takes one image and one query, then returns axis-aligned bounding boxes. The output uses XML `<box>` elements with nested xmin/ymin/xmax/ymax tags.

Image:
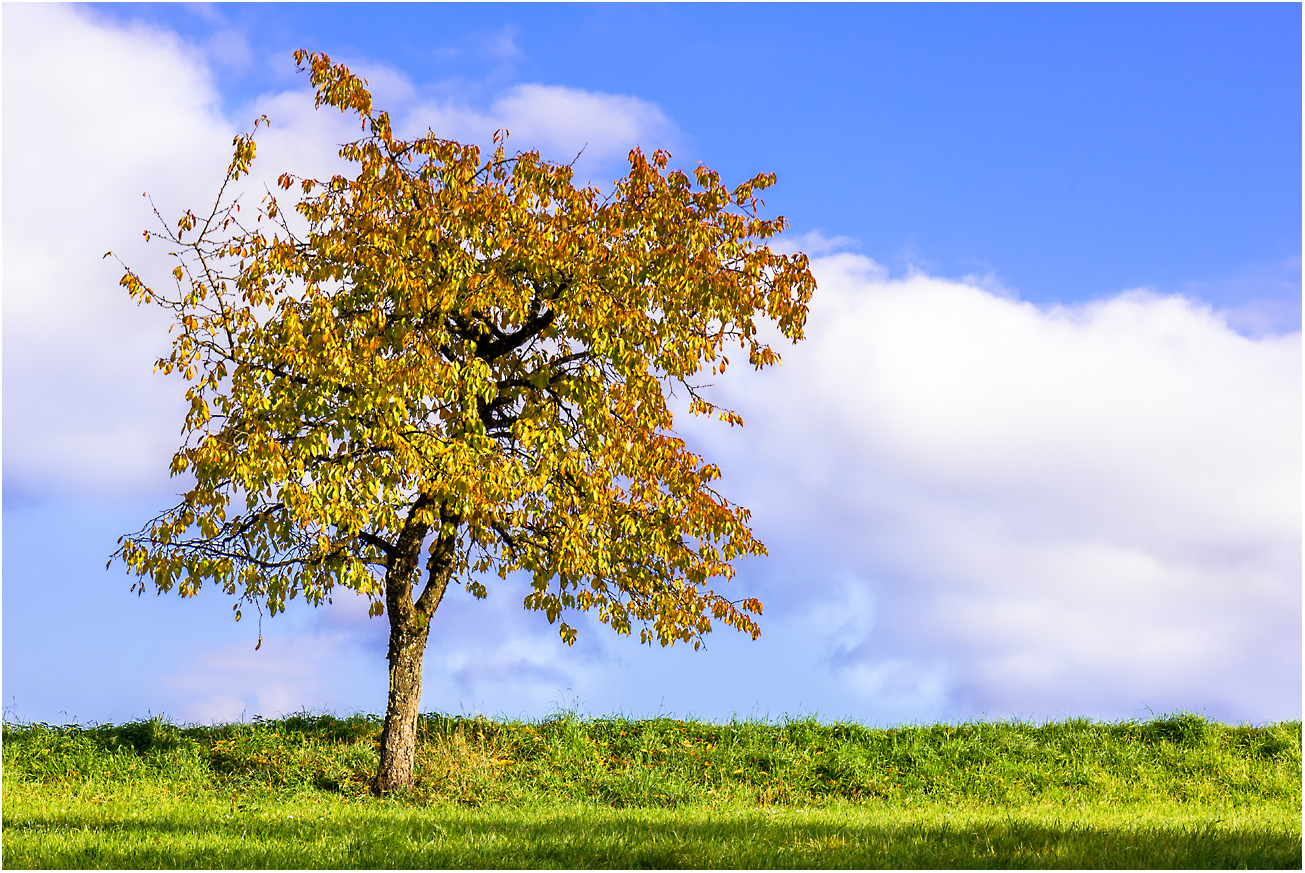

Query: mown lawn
<box><xmin>3</xmin><ymin>712</ymin><xmax>1299</xmax><ymax>868</ymax></box>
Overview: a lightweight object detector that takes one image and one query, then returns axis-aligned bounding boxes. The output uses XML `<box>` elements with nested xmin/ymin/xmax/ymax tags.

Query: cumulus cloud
<box><xmin>3</xmin><ymin>3</ymin><xmax>234</xmax><ymax>501</ymax></box>
<box><xmin>679</xmin><ymin>253</ymin><xmax>1301</xmax><ymax>722</ymax></box>
<box><xmin>2</xmin><ymin>6</ymin><xmax>679</xmax><ymax>503</ymax></box>
<box><xmin>284</xmin><ymin>54</ymin><xmax>679</xmax><ymax>185</ymax></box>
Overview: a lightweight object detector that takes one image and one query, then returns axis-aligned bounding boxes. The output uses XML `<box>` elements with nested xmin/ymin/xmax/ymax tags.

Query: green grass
<box><xmin>4</xmin><ymin>711</ymin><xmax>1300</xmax><ymax>868</ymax></box>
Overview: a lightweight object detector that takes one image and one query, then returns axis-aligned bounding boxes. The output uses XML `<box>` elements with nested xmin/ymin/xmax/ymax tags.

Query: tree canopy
<box><xmin>113</xmin><ymin>51</ymin><xmax>814</xmax><ymax>789</ymax></box>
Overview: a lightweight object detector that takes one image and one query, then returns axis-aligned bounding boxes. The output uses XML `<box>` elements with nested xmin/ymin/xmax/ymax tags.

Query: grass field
<box><xmin>3</xmin><ymin>711</ymin><xmax>1300</xmax><ymax>868</ymax></box>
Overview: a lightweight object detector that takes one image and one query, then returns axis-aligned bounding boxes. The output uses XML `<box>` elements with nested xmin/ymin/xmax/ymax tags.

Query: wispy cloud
<box><xmin>1190</xmin><ymin>256</ymin><xmax>1303</xmax><ymax>338</ymax></box>
<box><xmin>772</xmin><ymin>230</ymin><xmax>861</xmax><ymax>257</ymax></box>
<box><xmin>158</xmin><ymin>631</ymin><xmax>377</xmax><ymax>723</ymax></box>
<box><xmin>400</xmin><ymin>83</ymin><xmax>678</xmax><ymax>183</ymax></box>
<box><xmin>432</xmin><ymin>24</ymin><xmax>522</xmax><ymax>62</ymax></box>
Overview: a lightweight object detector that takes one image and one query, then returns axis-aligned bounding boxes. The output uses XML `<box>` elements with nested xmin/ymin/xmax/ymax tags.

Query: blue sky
<box><xmin>3</xmin><ymin>3</ymin><xmax>1300</xmax><ymax>727</ymax></box>
<box><xmin>93</xmin><ymin>2</ymin><xmax>1303</xmax><ymax>319</ymax></box>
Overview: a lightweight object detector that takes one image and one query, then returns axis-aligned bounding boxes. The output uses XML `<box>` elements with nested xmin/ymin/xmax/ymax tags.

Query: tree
<box><xmin>112</xmin><ymin>51</ymin><xmax>815</xmax><ymax>793</ymax></box>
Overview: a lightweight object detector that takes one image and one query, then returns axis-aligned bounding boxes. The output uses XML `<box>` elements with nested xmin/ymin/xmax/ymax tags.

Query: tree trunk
<box><xmin>375</xmin><ymin>604</ymin><xmax>431</xmax><ymax>794</ymax></box>
<box><xmin>374</xmin><ymin>503</ymin><xmax>456</xmax><ymax>794</ymax></box>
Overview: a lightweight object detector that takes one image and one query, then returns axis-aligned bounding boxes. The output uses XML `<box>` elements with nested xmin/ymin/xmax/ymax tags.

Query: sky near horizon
<box><xmin>3</xmin><ymin>2</ymin><xmax>1300</xmax><ymax>727</ymax></box>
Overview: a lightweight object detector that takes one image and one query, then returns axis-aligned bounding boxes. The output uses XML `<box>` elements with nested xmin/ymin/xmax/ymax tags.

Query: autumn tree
<box><xmin>112</xmin><ymin>51</ymin><xmax>814</xmax><ymax>793</ymax></box>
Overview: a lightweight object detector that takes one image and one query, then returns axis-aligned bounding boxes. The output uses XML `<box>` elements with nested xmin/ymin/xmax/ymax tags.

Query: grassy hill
<box><xmin>3</xmin><ymin>711</ymin><xmax>1299</xmax><ymax>868</ymax></box>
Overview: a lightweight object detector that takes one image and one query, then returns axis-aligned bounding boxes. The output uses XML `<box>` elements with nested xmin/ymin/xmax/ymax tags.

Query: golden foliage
<box><xmin>113</xmin><ymin>51</ymin><xmax>815</xmax><ymax>649</ymax></box>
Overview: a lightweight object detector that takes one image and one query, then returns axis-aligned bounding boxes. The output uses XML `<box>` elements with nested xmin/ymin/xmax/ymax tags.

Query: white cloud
<box><xmin>3</xmin><ymin>4</ymin><xmax>234</xmax><ymax>501</ymax></box>
<box><xmin>401</xmin><ymin>84</ymin><xmax>678</xmax><ymax>183</ymax></box>
<box><xmin>490</xmin><ymin>84</ymin><xmax>673</xmax><ymax>162</ymax></box>
<box><xmin>681</xmin><ymin>253</ymin><xmax>1301</xmax><ymax>722</ymax></box>
<box><xmin>3</xmin><ymin>7</ymin><xmax>677</xmax><ymax>502</ymax></box>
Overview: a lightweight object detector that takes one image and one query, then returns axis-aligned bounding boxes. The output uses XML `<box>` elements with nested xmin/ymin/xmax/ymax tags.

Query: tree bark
<box><xmin>374</xmin><ymin>499</ymin><xmax>456</xmax><ymax>794</ymax></box>
<box><xmin>375</xmin><ymin>599</ymin><xmax>430</xmax><ymax>794</ymax></box>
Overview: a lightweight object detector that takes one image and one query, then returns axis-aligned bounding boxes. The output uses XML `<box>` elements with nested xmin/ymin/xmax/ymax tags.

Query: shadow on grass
<box><xmin>5</xmin><ymin>808</ymin><xmax>1300</xmax><ymax>869</ymax></box>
